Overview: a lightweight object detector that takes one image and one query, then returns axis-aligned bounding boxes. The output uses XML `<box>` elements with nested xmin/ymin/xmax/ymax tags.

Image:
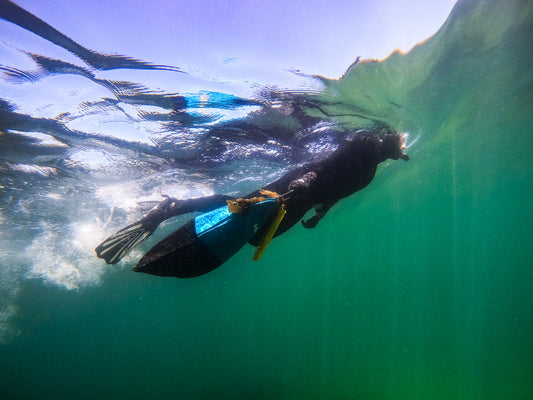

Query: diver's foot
<box><xmin>143</xmin><ymin>196</ymin><xmax>178</xmax><ymax>225</ymax></box>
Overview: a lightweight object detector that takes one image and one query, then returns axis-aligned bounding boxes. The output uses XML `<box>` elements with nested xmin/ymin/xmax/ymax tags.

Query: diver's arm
<box><xmin>286</xmin><ymin>171</ymin><xmax>332</xmax><ymax>228</ymax></box>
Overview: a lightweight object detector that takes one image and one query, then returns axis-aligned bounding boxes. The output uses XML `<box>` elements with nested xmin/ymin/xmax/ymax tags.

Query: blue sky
<box><xmin>11</xmin><ymin>0</ymin><xmax>457</xmax><ymax>79</ymax></box>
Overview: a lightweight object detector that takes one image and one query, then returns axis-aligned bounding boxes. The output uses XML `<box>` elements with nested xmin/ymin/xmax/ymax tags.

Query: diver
<box><xmin>95</xmin><ymin>130</ymin><xmax>409</xmax><ymax>278</ymax></box>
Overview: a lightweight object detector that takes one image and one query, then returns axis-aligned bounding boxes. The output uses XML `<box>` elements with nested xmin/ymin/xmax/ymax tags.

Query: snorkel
<box><xmin>400</xmin><ymin>133</ymin><xmax>410</xmax><ymax>161</ymax></box>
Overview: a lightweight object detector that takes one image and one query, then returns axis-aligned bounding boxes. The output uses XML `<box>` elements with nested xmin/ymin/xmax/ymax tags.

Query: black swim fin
<box><xmin>95</xmin><ymin>219</ymin><xmax>157</xmax><ymax>264</ymax></box>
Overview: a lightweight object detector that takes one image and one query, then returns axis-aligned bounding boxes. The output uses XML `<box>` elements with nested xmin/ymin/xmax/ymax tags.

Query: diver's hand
<box><xmin>301</xmin><ymin>215</ymin><xmax>320</xmax><ymax>229</ymax></box>
<box><xmin>144</xmin><ymin>196</ymin><xmax>173</xmax><ymax>217</ymax></box>
<box><xmin>288</xmin><ymin>171</ymin><xmax>317</xmax><ymax>193</ymax></box>
<box><xmin>301</xmin><ymin>202</ymin><xmax>328</xmax><ymax>229</ymax></box>
<box><xmin>143</xmin><ymin>195</ymin><xmax>193</xmax><ymax>228</ymax></box>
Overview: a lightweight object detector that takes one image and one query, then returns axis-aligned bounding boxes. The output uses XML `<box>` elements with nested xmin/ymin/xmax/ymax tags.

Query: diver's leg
<box><xmin>95</xmin><ymin>194</ymin><xmax>233</xmax><ymax>264</ymax></box>
<box><xmin>144</xmin><ymin>194</ymin><xmax>233</xmax><ymax>223</ymax></box>
<box><xmin>176</xmin><ymin>195</ymin><xmax>235</xmax><ymax>214</ymax></box>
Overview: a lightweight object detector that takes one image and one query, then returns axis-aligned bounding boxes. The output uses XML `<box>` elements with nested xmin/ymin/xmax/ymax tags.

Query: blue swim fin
<box><xmin>133</xmin><ymin>198</ymin><xmax>280</xmax><ymax>278</ymax></box>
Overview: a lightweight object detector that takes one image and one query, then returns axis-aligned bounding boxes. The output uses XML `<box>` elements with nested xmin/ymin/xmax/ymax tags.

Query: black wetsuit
<box><xmin>150</xmin><ymin>131</ymin><xmax>408</xmax><ymax>242</ymax></box>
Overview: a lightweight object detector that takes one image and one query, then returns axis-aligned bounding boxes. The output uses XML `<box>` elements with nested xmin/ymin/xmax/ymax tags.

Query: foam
<box><xmin>95</xmin><ymin>181</ymin><xmax>145</xmax><ymax>212</ymax></box>
<box><xmin>0</xmin><ymin>301</ymin><xmax>20</xmax><ymax>344</ymax></box>
<box><xmin>26</xmin><ymin>221</ymin><xmax>109</xmax><ymax>290</ymax></box>
<box><xmin>0</xmin><ymin>230</ymin><xmax>23</xmax><ymax>343</ymax></box>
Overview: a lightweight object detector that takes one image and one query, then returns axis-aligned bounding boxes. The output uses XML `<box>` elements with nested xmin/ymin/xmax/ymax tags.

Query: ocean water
<box><xmin>1</xmin><ymin>0</ymin><xmax>532</xmax><ymax>399</ymax></box>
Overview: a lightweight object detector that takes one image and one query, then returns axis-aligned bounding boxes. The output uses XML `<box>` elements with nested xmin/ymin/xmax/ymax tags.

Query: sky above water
<box><xmin>9</xmin><ymin>0</ymin><xmax>457</xmax><ymax>79</ymax></box>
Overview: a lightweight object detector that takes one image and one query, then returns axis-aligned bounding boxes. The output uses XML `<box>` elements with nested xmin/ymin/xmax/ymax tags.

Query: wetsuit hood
<box><xmin>380</xmin><ymin>133</ymin><xmax>409</xmax><ymax>161</ymax></box>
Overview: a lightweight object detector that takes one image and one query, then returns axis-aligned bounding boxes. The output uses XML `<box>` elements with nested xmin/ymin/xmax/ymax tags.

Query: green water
<box><xmin>1</xmin><ymin>0</ymin><xmax>532</xmax><ymax>398</ymax></box>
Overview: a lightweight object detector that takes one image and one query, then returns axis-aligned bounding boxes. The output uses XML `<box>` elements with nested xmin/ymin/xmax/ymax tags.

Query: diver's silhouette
<box><xmin>95</xmin><ymin>130</ymin><xmax>409</xmax><ymax>277</ymax></box>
